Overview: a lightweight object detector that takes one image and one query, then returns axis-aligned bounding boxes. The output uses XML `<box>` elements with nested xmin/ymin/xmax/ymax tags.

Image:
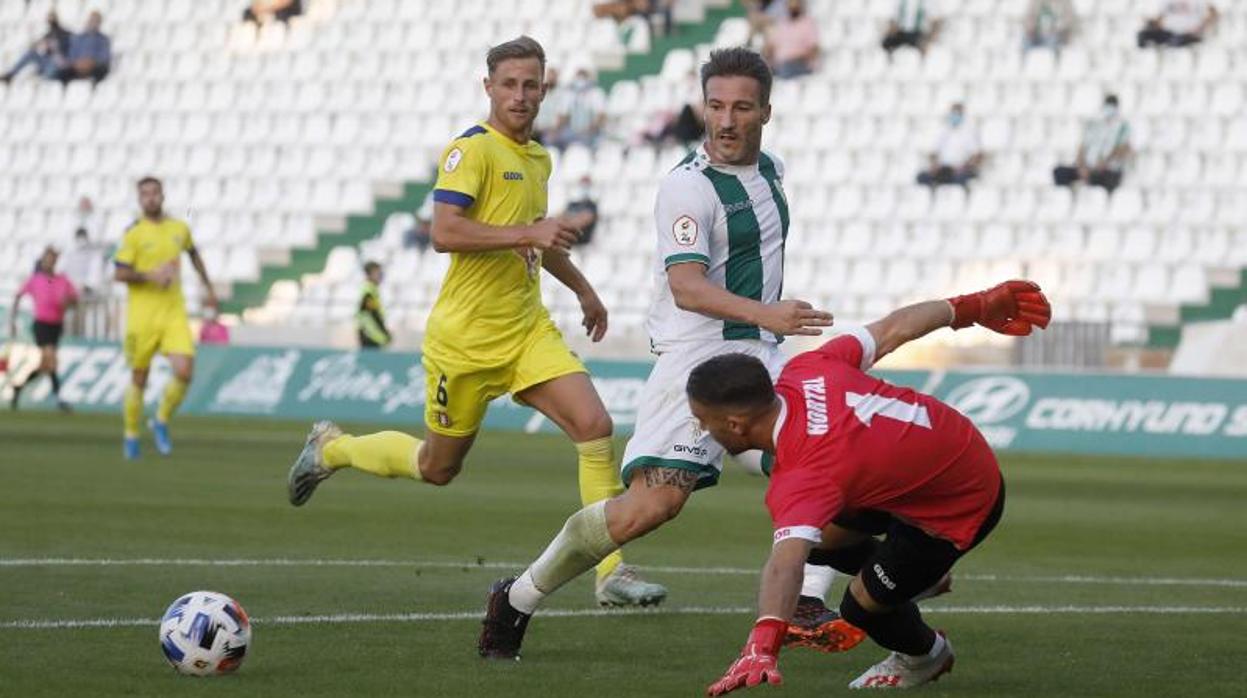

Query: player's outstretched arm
<box><xmin>431</xmin><ymin>203</ymin><xmax>581</xmax><ymax>254</ymax></box>
<box><xmin>542</xmin><ymin>252</ymin><xmax>608</xmax><ymax>342</ymax></box>
<box><xmin>706</xmin><ymin>538</ymin><xmax>810</xmax><ymax>696</ymax></box>
<box><xmin>866</xmin><ymin>279</ymin><xmax>1051</xmax><ymax>360</ymax></box>
<box><xmin>668</xmin><ymin>264</ymin><xmax>833</xmax><ymax>337</ymax></box>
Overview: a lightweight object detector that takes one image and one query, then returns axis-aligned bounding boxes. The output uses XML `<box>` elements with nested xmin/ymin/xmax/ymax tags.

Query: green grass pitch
<box><xmin>1</xmin><ymin>411</ymin><xmax>1244</xmax><ymax>697</ymax></box>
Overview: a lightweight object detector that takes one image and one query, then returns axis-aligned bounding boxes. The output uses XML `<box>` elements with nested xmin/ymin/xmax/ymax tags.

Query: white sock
<box><xmin>508</xmin><ymin>569</ymin><xmax>544</xmax><ymax>615</ymax></box>
<box><xmin>922</xmin><ymin>633</ymin><xmax>946</xmax><ymax>660</ymax></box>
<box><xmin>800</xmin><ymin>563</ymin><xmax>836</xmax><ymax>599</ymax></box>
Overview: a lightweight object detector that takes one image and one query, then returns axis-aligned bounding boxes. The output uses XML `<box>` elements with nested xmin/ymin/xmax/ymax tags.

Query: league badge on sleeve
<box><xmin>445</xmin><ymin>148</ymin><xmax>463</xmax><ymax>173</ymax></box>
<box><xmin>673</xmin><ymin>215</ymin><xmax>699</xmax><ymax>246</ymax></box>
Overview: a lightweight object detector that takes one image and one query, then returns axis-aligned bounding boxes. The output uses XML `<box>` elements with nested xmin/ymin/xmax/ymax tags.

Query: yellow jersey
<box><xmin>425</xmin><ymin>122</ymin><xmax>553</xmax><ymax>368</ymax></box>
<box><xmin>113</xmin><ymin>216</ymin><xmax>194</xmax><ymax>323</ymax></box>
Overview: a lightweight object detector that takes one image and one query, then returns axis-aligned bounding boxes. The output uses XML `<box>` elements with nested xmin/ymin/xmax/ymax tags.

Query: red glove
<box><xmin>707</xmin><ymin>618</ymin><xmax>786</xmax><ymax>696</ymax></box>
<box><xmin>947</xmin><ymin>280</ymin><xmax>1052</xmax><ymax>336</ymax></box>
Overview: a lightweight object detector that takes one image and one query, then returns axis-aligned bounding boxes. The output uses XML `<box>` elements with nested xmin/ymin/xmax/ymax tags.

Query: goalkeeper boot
<box><xmin>287</xmin><ymin>420</ymin><xmax>342</xmax><ymax>506</ymax></box>
<box><xmin>150</xmin><ymin>419</ymin><xmax>172</xmax><ymax>456</ymax></box>
<box><xmin>479</xmin><ymin>577</ymin><xmax>530</xmax><ymax>660</ymax></box>
<box><xmin>784</xmin><ymin>595</ymin><xmax>867</xmax><ymax>653</ymax></box>
<box><xmin>594</xmin><ymin>564</ymin><xmax>667</xmax><ymax>607</ymax></box>
<box><xmin>849</xmin><ymin>631</ymin><xmax>954</xmax><ymax>689</ymax></box>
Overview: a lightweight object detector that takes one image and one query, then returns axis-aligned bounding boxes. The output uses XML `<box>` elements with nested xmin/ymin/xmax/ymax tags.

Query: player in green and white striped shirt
<box><xmin>481</xmin><ymin>48</ymin><xmax>860</xmax><ymax>661</ymax></box>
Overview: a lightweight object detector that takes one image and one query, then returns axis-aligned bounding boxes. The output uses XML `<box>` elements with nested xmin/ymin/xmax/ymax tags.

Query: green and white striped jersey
<box><xmin>648</xmin><ymin>144</ymin><xmax>790</xmax><ymax>351</ymax></box>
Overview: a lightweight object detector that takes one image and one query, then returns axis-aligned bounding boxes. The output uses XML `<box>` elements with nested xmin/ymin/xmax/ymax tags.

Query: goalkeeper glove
<box><xmin>707</xmin><ymin>618</ymin><xmax>786</xmax><ymax>696</ymax></box>
<box><xmin>948</xmin><ymin>279</ymin><xmax>1051</xmax><ymax>336</ymax></box>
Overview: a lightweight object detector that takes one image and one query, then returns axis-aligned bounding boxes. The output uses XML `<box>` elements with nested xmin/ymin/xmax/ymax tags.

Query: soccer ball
<box><xmin>158</xmin><ymin>590</ymin><xmax>251</xmax><ymax>676</ymax></box>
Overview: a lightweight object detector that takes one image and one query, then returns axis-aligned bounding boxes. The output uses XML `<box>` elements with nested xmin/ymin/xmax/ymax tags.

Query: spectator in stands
<box><xmin>1023</xmin><ymin>0</ymin><xmax>1077</xmax><ymax>53</ymax></box>
<box><xmin>882</xmin><ymin>0</ymin><xmax>943</xmax><ymax>55</ymax></box>
<box><xmin>549</xmin><ymin>69</ymin><xmax>607</xmax><ymax>150</ymax></box>
<box><xmin>59</xmin><ymin>228</ymin><xmax>106</xmax><ymax>300</ymax></box>
<box><xmin>744</xmin><ymin>0</ymin><xmax>794</xmax><ymax>41</ymax></box>
<box><xmin>917</xmin><ymin>103</ymin><xmax>983</xmax><ymax>188</ymax></box>
<box><xmin>405</xmin><ymin>193</ymin><xmax>433</xmax><ymax>251</ymax></box>
<box><xmin>1138</xmin><ymin>1</ymin><xmax>1218</xmax><ymax>48</ymax></box>
<box><xmin>198</xmin><ymin>305</ymin><xmax>231</xmax><ymax>345</ymax></box>
<box><xmin>564</xmin><ymin>176</ymin><xmax>599</xmax><ymax>247</ymax></box>
<box><xmin>357</xmin><ymin>261</ymin><xmax>391</xmax><ymax>350</ymax></box>
<box><xmin>534</xmin><ymin>67</ymin><xmax>564</xmax><ymax>146</ymax></box>
<box><xmin>763</xmin><ymin>0</ymin><xmax>820</xmax><ymax>79</ymax></box>
<box><xmin>56</xmin><ymin>11</ymin><xmax>111</xmax><ymax>85</ymax></box>
<box><xmin>243</xmin><ymin>0</ymin><xmax>304</xmax><ymax>25</ymax></box>
<box><xmin>642</xmin><ymin>69</ymin><xmax>704</xmax><ymax>146</ymax></box>
<box><xmin>1053</xmin><ymin>94</ymin><xmax>1133</xmax><ymax>193</ymax></box>
<box><xmin>0</xmin><ymin>11</ymin><xmax>70</xmax><ymax>84</ymax></box>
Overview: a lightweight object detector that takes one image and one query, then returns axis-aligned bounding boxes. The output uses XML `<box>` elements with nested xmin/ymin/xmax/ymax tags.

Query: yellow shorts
<box><xmin>124</xmin><ymin>316</ymin><xmax>195</xmax><ymax>370</ymax></box>
<box><xmin>422</xmin><ymin>319</ymin><xmax>586</xmax><ymax>437</ymax></box>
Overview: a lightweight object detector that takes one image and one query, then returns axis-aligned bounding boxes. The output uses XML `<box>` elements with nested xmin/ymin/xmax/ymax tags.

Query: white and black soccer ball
<box><xmin>158</xmin><ymin>590</ymin><xmax>251</xmax><ymax>676</ymax></box>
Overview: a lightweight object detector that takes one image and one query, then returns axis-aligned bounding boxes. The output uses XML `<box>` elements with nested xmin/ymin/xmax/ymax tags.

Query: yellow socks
<box><xmin>575</xmin><ymin>437</ymin><xmax>625</xmax><ymax>581</ymax></box>
<box><xmin>156</xmin><ymin>378</ymin><xmax>188</xmax><ymax>423</ymax></box>
<box><xmin>123</xmin><ymin>384</ymin><xmax>144</xmax><ymax>439</ymax></box>
<box><xmin>322</xmin><ymin>431</ymin><xmax>423</xmax><ymax>480</ymax></box>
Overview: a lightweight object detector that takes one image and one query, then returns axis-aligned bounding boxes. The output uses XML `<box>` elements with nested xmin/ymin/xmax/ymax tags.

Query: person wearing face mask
<box><xmin>1022</xmin><ymin>0</ymin><xmax>1077</xmax><ymax>54</ymax></box>
<box><xmin>917</xmin><ymin>103</ymin><xmax>983</xmax><ymax>188</ymax></box>
<box><xmin>551</xmin><ymin>68</ymin><xmax>608</xmax><ymax>150</ymax></box>
<box><xmin>564</xmin><ymin>176</ymin><xmax>599</xmax><ymax>246</ymax></box>
<box><xmin>763</xmin><ymin>0</ymin><xmax>820</xmax><ymax>79</ymax></box>
<box><xmin>1053</xmin><ymin>95</ymin><xmax>1133</xmax><ymax>193</ymax></box>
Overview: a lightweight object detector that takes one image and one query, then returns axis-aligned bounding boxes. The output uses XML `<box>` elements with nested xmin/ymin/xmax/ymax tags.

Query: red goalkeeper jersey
<box><xmin>767</xmin><ymin>327</ymin><xmax>1001</xmax><ymax>550</ymax></box>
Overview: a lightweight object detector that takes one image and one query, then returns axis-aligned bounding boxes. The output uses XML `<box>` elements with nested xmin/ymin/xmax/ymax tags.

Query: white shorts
<box><xmin>620</xmin><ymin>339</ymin><xmax>786</xmax><ymax>491</ymax></box>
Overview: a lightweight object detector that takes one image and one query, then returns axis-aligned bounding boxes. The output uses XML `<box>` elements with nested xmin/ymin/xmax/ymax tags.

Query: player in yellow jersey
<box><xmin>113</xmin><ymin>177</ymin><xmax>218</xmax><ymax>460</ymax></box>
<box><xmin>286</xmin><ymin>36</ymin><xmax>666</xmax><ymax>608</ymax></box>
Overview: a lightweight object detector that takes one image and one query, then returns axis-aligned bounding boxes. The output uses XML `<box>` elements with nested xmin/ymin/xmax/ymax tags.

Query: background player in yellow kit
<box><xmin>287</xmin><ymin>36</ymin><xmax>666</xmax><ymax>607</ymax></box>
<box><xmin>113</xmin><ymin>176</ymin><xmax>219</xmax><ymax>460</ymax></box>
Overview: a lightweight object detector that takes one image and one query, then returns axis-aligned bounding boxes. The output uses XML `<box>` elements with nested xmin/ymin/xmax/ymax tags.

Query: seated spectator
<box><xmin>243</xmin><ymin>0</ymin><xmax>304</xmax><ymax>25</ymax></box>
<box><xmin>917</xmin><ymin>103</ymin><xmax>983</xmax><ymax>188</ymax></box>
<box><xmin>1053</xmin><ymin>94</ymin><xmax>1132</xmax><ymax>193</ymax></box>
<box><xmin>764</xmin><ymin>0</ymin><xmax>820</xmax><ymax>79</ymax></box>
<box><xmin>534</xmin><ymin>67</ymin><xmax>564</xmax><ymax>146</ymax></box>
<box><xmin>882</xmin><ymin>0</ymin><xmax>943</xmax><ymax>55</ymax></box>
<box><xmin>0</xmin><ymin>11</ymin><xmax>70</xmax><ymax>84</ymax></box>
<box><xmin>744</xmin><ymin>0</ymin><xmax>794</xmax><ymax>42</ymax></box>
<box><xmin>56</xmin><ymin>11</ymin><xmax>110</xmax><ymax>85</ymax></box>
<box><xmin>548</xmin><ymin>69</ymin><xmax>607</xmax><ymax>150</ymax></box>
<box><xmin>1023</xmin><ymin>0</ymin><xmax>1077</xmax><ymax>53</ymax></box>
<box><xmin>1138</xmin><ymin>1</ymin><xmax>1217</xmax><ymax>48</ymax></box>
<box><xmin>198</xmin><ymin>305</ymin><xmax>231</xmax><ymax>345</ymax></box>
<box><xmin>404</xmin><ymin>193</ymin><xmax>433</xmax><ymax>251</ymax></box>
<box><xmin>642</xmin><ymin>69</ymin><xmax>704</xmax><ymax>147</ymax></box>
<box><xmin>564</xmin><ymin>176</ymin><xmax>599</xmax><ymax>246</ymax></box>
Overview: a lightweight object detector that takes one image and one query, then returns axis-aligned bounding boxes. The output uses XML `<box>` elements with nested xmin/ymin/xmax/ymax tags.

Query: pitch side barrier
<box><xmin>4</xmin><ymin>341</ymin><xmax>1246</xmax><ymax>460</ymax></box>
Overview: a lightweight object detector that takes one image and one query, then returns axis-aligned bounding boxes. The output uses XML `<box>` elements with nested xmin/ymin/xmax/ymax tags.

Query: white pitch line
<box><xmin>3</xmin><ymin>558</ymin><xmax>1247</xmax><ymax>589</ymax></box>
<box><xmin>4</xmin><ymin>605</ymin><xmax>1247</xmax><ymax>631</ymax></box>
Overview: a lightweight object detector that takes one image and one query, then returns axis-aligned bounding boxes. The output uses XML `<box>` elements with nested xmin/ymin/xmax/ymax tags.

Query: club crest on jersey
<box><xmin>672</xmin><ymin>215</ymin><xmax>698</xmax><ymax>246</ymax></box>
<box><xmin>444</xmin><ymin>148</ymin><xmax>463</xmax><ymax>173</ymax></box>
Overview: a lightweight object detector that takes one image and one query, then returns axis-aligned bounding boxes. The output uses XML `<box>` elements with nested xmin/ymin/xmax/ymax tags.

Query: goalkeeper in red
<box><xmin>690</xmin><ymin>280</ymin><xmax>1050</xmax><ymax>693</ymax></box>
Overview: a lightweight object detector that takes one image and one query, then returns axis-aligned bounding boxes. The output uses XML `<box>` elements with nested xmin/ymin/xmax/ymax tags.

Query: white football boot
<box><xmin>849</xmin><ymin>632</ymin><xmax>954</xmax><ymax>689</ymax></box>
